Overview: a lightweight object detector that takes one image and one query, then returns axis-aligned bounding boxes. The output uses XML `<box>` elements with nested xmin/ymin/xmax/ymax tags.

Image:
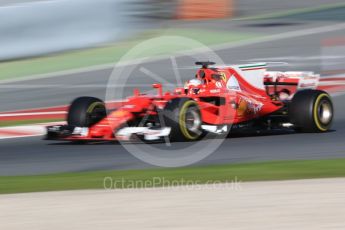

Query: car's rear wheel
<box><xmin>289</xmin><ymin>90</ymin><xmax>333</xmax><ymax>132</ymax></box>
<box><xmin>67</xmin><ymin>97</ymin><xmax>106</xmax><ymax>127</ymax></box>
<box><xmin>162</xmin><ymin>98</ymin><xmax>203</xmax><ymax>142</ymax></box>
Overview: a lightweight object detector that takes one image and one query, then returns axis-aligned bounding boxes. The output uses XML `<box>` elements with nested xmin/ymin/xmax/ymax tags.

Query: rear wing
<box><xmin>264</xmin><ymin>71</ymin><xmax>320</xmax><ymax>90</ymax></box>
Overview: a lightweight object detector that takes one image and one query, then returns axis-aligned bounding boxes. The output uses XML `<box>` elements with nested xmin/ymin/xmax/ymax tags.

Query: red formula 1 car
<box><xmin>46</xmin><ymin>61</ymin><xmax>334</xmax><ymax>142</ymax></box>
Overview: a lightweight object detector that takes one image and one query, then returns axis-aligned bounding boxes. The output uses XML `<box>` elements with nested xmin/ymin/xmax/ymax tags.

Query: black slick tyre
<box><xmin>67</xmin><ymin>97</ymin><xmax>106</xmax><ymax>127</ymax></box>
<box><xmin>289</xmin><ymin>90</ymin><xmax>333</xmax><ymax>132</ymax></box>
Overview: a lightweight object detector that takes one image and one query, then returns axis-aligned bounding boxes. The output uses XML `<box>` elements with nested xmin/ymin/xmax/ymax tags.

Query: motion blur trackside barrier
<box><xmin>176</xmin><ymin>0</ymin><xmax>233</xmax><ymax>20</ymax></box>
<box><xmin>0</xmin><ymin>0</ymin><xmax>151</xmax><ymax>61</ymax></box>
<box><xmin>322</xmin><ymin>37</ymin><xmax>345</xmax><ymax>76</ymax></box>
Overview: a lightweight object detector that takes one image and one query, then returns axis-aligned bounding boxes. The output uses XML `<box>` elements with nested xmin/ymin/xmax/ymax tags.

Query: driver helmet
<box><xmin>184</xmin><ymin>79</ymin><xmax>202</xmax><ymax>89</ymax></box>
<box><xmin>184</xmin><ymin>79</ymin><xmax>202</xmax><ymax>94</ymax></box>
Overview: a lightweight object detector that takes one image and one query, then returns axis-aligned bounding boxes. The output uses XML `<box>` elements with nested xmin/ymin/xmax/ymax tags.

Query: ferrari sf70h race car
<box><xmin>46</xmin><ymin>61</ymin><xmax>334</xmax><ymax>142</ymax></box>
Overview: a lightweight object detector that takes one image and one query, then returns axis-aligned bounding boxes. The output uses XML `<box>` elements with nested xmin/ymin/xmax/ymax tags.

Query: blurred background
<box><xmin>0</xmin><ymin>0</ymin><xmax>343</xmax><ymax>60</ymax></box>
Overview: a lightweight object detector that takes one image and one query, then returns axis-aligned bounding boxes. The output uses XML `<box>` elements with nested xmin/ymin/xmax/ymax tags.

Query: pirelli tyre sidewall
<box><xmin>289</xmin><ymin>90</ymin><xmax>333</xmax><ymax>132</ymax></box>
<box><xmin>67</xmin><ymin>97</ymin><xmax>106</xmax><ymax>127</ymax></box>
<box><xmin>163</xmin><ymin>98</ymin><xmax>203</xmax><ymax>142</ymax></box>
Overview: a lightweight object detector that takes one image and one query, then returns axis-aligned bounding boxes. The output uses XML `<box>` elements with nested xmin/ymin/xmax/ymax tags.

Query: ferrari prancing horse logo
<box><xmin>219</xmin><ymin>72</ymin><xmax>227</xmax><ymax>82</ymax></box>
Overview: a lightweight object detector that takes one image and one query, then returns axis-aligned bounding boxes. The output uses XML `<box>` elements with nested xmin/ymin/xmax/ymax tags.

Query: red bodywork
<box><xmin>63</xmin><ymin>65</ymin><xmax>292</xmax><ymax>141</ymax></box>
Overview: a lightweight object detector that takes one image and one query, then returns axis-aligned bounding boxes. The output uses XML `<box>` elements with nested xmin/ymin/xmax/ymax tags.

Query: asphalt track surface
<box><xmin>1</xmin><ymin>19</ymin><xmax>345</xmax><ymax>175</ymax></box>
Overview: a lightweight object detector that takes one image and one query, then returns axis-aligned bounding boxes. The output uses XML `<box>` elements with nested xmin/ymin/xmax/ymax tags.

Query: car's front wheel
<box><xmin>67</xmin><ymin>97</ymin><xmax>106</xmax><ymax>127</ymax></box>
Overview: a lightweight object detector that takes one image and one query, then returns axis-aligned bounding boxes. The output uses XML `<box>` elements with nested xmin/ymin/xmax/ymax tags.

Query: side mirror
<box><xmin>152</xmin><ymin>83</ymin><xmax>163</xmax><ymax>97</ymax></box>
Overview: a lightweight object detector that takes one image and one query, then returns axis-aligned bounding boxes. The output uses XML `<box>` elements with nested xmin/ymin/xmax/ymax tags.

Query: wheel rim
<box><xmin>318</xmin><ymin>99</ymin><xmax>332</xmax><ymax>125</ymax></box>
<box><xmin>179</xmin><ymin>101</ymin><xmax>202</xmax><ymax>140</ymax></box>
<box><xmin>185</xmin><ymin>108</ymin><xmax>201</xmax><ymax>133</ymax></box>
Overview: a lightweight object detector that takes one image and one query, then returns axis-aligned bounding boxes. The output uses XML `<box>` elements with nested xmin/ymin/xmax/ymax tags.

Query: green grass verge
<box><xmin>0</xmin><ymin>118</ymin><xmax>63</xmax><ymax>128</ymax></box>
<box><xmin>236</xmin><ymin>2</ymin><xmax>345</xmax><ymax>21</ymax></box>
<box><xmin>2</xmin><ymin>158</ymin><xmax>345</xmax><ymax>194</ymax></box>
<box><xmin>0</xmin><ymin>28</ymin><xmax>258</xmax><ymax>82</ymax></box>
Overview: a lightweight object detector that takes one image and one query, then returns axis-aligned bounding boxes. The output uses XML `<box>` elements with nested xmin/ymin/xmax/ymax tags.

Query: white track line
<box><xmin>0</xmin><ymin>111</ymin><xmax>66</xmax><ymax>117</ymax></box>
<box><xmin>0</xmin><ymin>134</ymin><xmax>42</xmax><ymax>140</ymax></box>
<box><xmin>0</xmin><ymin>122</ymin><xmax>65</xmax><ymax>140</ymax></box>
